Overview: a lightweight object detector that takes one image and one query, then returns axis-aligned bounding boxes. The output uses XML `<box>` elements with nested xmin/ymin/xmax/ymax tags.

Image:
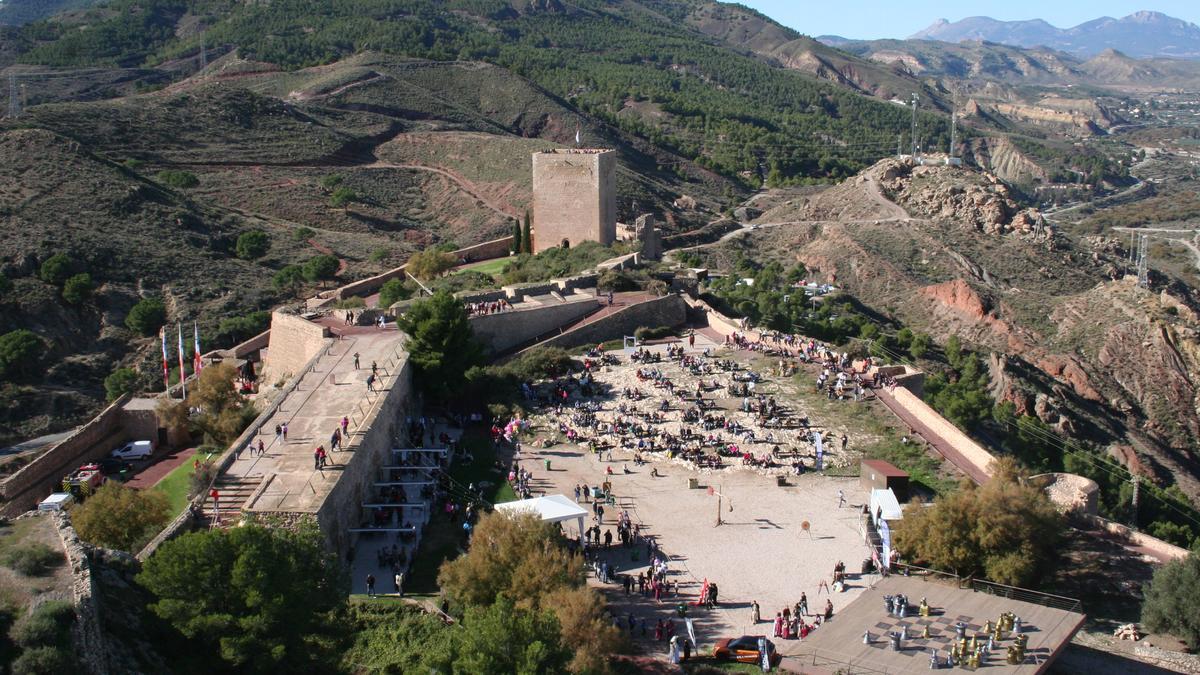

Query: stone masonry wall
<box><xmin>53</xmin><ymin>512</ymin><xmax>109</xmax><ymax>675</ymax></box>
<box><xmin>316</xmin><ymin>358</ymin><xmax>414</xmax><ymax>558</ymax></box>
<box><xmin>0</xmin><ymin>395</ymin><xmax>131</xmax><ymax>516</ymax></box>
<box><xmin>531</xmin><ymin>294</ymin><xmax>687</xmax><ymax>352</ymax></box>
<box><xmin>532</xmin><ymin>149</ymin><xmax>616</xmax><ymax>253</ymax></box>
<box><xmin>334</xmin><ymin>236</ymin><xmax>515</xmax><ymax>300</ymax></box>
<box><xmin>890</xmin><ymin>386</ymin><xmax>998</xmax><ymax>480</ymax></box>
<box><xmin>261</xmin><ymin>311</ymin><xmax>330</xmax><ymax>387</ymax></box>
<box><xmin>470</xmin><ymin>299</ymin><xmax>601</xmax><ymax>355</ymax></box>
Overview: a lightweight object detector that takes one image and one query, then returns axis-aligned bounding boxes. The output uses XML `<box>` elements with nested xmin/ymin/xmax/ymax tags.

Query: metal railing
<box><xmin>892</xmin><ymin>563</ymin><xmax>1082</xmax><ymax>613</ymax></box>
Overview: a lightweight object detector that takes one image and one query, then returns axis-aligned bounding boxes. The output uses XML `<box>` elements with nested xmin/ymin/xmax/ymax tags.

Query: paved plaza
<box><xmin>511</xmin><ymin>332</ymin><xmax>886</xmax><ymax>660</ymax></box>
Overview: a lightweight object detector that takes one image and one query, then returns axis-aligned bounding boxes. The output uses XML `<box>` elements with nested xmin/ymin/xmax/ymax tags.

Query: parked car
<box><xmin>97</xmin><ymin>457</ymin><xmax>133</xmax><ymax>479</ymax></box>
<box><xmin>38</xmin><ymin>493</ymin><xmax>74</xmax><ymax>512</ymax></box>
<box><xmin>713</xmin><ymin>635</ymin><xmax>777</xmax><ymax>664</ymax></box>
<box><xmin>110</xmin><ymin>440</ymin><xmax>153</xmax><ymax>460</ymax></box>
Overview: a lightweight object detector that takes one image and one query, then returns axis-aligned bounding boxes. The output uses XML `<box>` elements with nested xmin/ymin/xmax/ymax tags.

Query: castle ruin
<box><xmin>531</xmin><ymin>149</ymin><xmax>616</xmax><ymax>253</ymax></box>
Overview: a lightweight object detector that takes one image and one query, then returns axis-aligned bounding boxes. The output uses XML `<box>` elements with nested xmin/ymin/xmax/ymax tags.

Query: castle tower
<box><xmin>531</xmin><ymin>149</ymin><xmax>616</xmax><ymax>253</ymax></box>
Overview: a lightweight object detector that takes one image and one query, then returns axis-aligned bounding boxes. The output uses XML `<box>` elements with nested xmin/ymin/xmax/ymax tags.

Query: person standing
<box><xmin>314</xmin><ymin>446</ymin><xmax>322</xmax><ymax>470</ymax></box>
<box><xmin>366</xmin><ymin>574</ymin><xmax>376</xmax><ymax>597</ymax></box>
<box><xmin>281</xmin><ymin>423</ymin><xmax>288</xmax><ymax>442</ymax></box>
<box><xmin>342</xmin><ymin>416</ymin><xmax>350</xmax><ymax>436</ymax></box>
<box><xmin>394</xmin><ymin>571</ymin><xmax>404</xmax><ymax>597</ymax></box>
<box><xmin>257</xmin><ymin>439</ymin><xmax>265</xmax><ymax>457</ymax></box>
<box><xmin>274</xmin><ymin>424</ymin><xmax>282</xmax><ymax>444</ymax></box>
<box><xmin>752</xmin><ymin>600</ymin><xmax>761</xmax><ymax>624</ymax></box>
<box><xmin>838</xmin><ymin>489</ymin><xmax>846</xmax><ymax>508</ymax></box>
<box><xmin>353</xmin><ymin>352</ymin><xmax>360</xmax><ymax>369</ymax></box>
<box><xmin>824</xmin><ymin>599</ymin><xmax>834</xmax><ymax>620</ymax></box>
<box><xmin>799</xmin><ymin>592</ymin><xmax>808</xmax><ymax>617</ymax></box>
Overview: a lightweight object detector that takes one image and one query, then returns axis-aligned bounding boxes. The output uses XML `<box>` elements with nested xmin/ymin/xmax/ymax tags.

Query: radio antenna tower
<box><xmin>909</xmin><ymin>93</ymin><xmax>920</xmax><ymax>160</ymax></box>
<box><xmin>949</xmin><ymin>91</ymin><xmax>958</xmax><ymax>159</ymax></box>
<box><xmin>1136</xmin><ymin>233</ymin><xmax>1149</xmax><ymax>288</ymax></box>
<box><xmin>7</xmin><ymin>74</ymin><xmax>19</xmax><ymax>119</ymax></box>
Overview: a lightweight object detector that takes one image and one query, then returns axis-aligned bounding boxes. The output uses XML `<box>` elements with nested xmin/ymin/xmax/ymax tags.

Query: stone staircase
<box><xmin>194</xmin><ymin>475</ymin><xmax>262</xmax><ymax>529</ymax></box>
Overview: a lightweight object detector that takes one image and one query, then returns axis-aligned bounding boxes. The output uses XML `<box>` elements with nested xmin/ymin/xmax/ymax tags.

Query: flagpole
<box><xmin>160</xmin><ymin>328</ymin><xmax>170</xmax><ymax>391</ymax></box>
<box><xmin>193</xmin><ymin>321</ymin><xmax>203</xmax><ymax>374</ymax></box>
<box><xmin>177</xmin><ymin>322</ymin><xmax>187</xmax><ymax>399</ymax></box>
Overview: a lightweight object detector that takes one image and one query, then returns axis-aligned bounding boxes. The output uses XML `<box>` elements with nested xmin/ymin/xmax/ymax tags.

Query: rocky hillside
<box><xmin>724</xmin><ymin>159</ymin><xmax>1200</xmax><ymax>500</ymax></box>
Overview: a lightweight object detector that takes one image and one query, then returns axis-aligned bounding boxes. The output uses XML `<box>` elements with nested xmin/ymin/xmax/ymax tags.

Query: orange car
<box><xmin>713</xmin><ymin>635</ymin><xmax>777</xmax><ymax>664</ymax></box>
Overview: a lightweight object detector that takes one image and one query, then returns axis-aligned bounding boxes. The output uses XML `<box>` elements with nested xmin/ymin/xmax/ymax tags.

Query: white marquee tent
<box><xmin>494</xmin><ymin>494</ymin><xmax>587</xmax><ymax>541</ymax></box>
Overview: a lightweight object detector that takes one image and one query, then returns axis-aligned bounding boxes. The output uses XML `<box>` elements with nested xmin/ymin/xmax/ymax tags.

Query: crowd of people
<box><xmin>465</xmin><ymin>298</ymin><xmax>513</xmax><ymax>316</ymax></box>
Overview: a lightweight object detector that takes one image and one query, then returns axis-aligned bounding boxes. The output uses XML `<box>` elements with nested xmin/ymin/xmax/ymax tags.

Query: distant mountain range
<box><xmin>910</xmin><ymin>10</ymin><xmax>1200</xmax><ymax>59</ymax></box>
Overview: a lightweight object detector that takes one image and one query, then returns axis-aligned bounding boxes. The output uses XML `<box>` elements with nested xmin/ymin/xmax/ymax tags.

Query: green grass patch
<box><xmin>863</xmin><ymin>436</ymin><xmax>957</xmax><ymax>497</ymax></box>
<box><xmin>454</xmin><ymin>257</ymin><xmax>510</xmax><ymax>277</ymax></box>
<box><xmin>152</xmin><ymin>451</ymin><xmax>215</xmax><ymax>517</ymax></box>
<box><xmin>404</xmin><ymin>428</ymin><xmax>514</xmax><ymax>594</ymax></box>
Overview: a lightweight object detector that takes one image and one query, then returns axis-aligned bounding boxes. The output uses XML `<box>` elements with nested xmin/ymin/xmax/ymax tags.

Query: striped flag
<box><xmin>193</xmin><ymin>322</ymin><xmax>203</xmax><ymax>374</ymax></box>
<box><xmin>177</xmin><ymin>322</ymin><xmax>187</xmax><ymax>398</ymax></box>
<box><xmin>160</xmin><ymin>328</ymin><xmax>170</xmax><ymax>390</ymax></box>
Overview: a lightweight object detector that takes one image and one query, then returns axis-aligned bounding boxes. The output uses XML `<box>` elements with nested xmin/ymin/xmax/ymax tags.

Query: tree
<box><xmin>329</xmin><ymin>186</ymin><xmax>357</xmax><ymax>209</ymax></box>
<box><xmin>104</xmin><ymin>367</ymin><xmax>141</xmax><ymax>400</ymax></box>
<box><xmin>397</xmin><ymin>290</ymin><xmax>483</xmax><ymax>403</ymax></box>
<box><xmin>406</xmin><ymin>248</ymin><xmax>458</xmax><ymax>281</ymax></box>
<box><xmin>272</xmin><ymin>265</ymin><xmax>305</xmax><ymax>293</ymax></box>
<box><xmin>61</xmin><ymin>273</ymin><xmax>94</xmax><ymax>305</ymax></box>
<box><xmin>0</xmin><ymin>330</ymin><xmax>44</xmax><ymax>381</ymax></box>
<box><xmin>377</xmin><ymin>278</ymin><xmax>411</xmax><ymax>309</ymax></box>
<box><xmin>302</xmin><ymin>255</ymin><xmax>340</xmax><ymax>284</ymax></box>
<box><xmin>510</xmin><ymin>219</ymin><xmax>521</xmax><ymax>253</ymax></box>
<box><xmin>293</xmin><ymin>226</ymin><xmax>316</xmax><ymax>242</ymax></box>
<box><xmin>439</xmin><ymin>511</ymin><xmax>582</xmax><ymax>610</ymax></box>
<box><xmin>909</xmin><ymin>332</ymin><xmax>931</xmax><ymax>360</ymax></box>
<box><xmin>38</xmin><ymin>254</ymin><xmax>74</xmax><ymax>286</ymax></box>
<box><xmin>187</xmin><ymin>362</ymin><xmax>255</xmax><ymax>445</ymax></box>
<box><xmin>1141</xmin><ymin>542</ymin><xmax>1200</xmax><ymax>649</ymax></box>
<box><xmin>125</xmin><ymin>298</ymin><xmax>166</xmax><ymax>336</ymax></box>
<box><xmin>894</xmin><ymin>459</ymin><xmax>1063</xmax><ymax>587</ymax></box>
<box><xmin>0</xmin><ymin>273</ymin><xmax>11</xmax><ymax>297</ymax></box>
<box><xmin>320</xmin><ymin>174</ymin><xmax>343</xmax><ymax>190</ymax></box>
<box><xmin>543</xmin><ymin>586</ymin><xmax>625</xmax><ymax>674</ymax></box>
<box><xmin>137</xmin><ymin>524</ymin><xmax>347</xmax><ymax>673</ymax></box>
<box><xmin>521</xmin><ymin>211</ymin><xmax>533</xmax><ymax>254</ymax></box>
<box><xmin>157</xmin><ymin>170</ymin><xmax>199</xmax><ymax>189</ymax></box>
<box><xmin>420</xmin><ymin>597</ymin><xmax>571</xmax><ymax>675</ymax></box>
<box><xmin>235</xmin><ymin>231</ymin><xmax>270</xmax><ymax>260</ymax></box>
<box><xmin>72</xmin><ymin>483</ymin><xmax>170</xmax><ymax>552</ymax></box>
<box><xmin>944</xmin><ymin>334</ymin><xmax>963</xmax><ymax>367</ymax></box>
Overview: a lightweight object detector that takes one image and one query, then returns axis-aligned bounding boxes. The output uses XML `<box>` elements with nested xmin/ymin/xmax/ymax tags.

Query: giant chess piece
<box><xmin>1014</xmin><ymin>617</ymin><xmax>1023</xmax><ymax>634</ymax></box>
<box><xmin>901</xmin><ymin>625</ymin><xmax>909</xmax><ymax>641</ymax></box>
<box><xmin>930</xmin><ymin>649</ymin><xmax>939</xmax><ymax>669</ymax></box>
<box><xmin>864</xmin><ymin>630</ymin><xmax>872</xmax><ymax>644</ymax></box>
<box><xmin>923</xmin><ymin>624</ymin><xmax>931</xmax><ymax>639</ymax></box>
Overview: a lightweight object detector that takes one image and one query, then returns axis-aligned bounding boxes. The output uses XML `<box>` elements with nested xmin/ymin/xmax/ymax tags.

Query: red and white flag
<box><xmin>177</xmin><ymin>322</ymin><xmax>187</xmax><ymax>398</ymax></box>
<box><xmin>193</xmin><ymin>322</ymin><xmax>203</xmax><ymax>374</ymax></box>
<box><xmin>160</xmin><ymin>328</ymin><xmax>170</xmax><ymax>390</ymax></box>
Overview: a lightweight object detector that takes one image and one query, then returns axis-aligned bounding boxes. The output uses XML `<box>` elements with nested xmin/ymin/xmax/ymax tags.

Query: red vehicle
<box><xmin>713</xmin><ymin>635</ymin><xmax>777</xmax><ymax>665</ymax></box>
<box><xmin>63</xmin><ymin>464</ymin><xmax>106</xmax><ymax>499</ymax></box>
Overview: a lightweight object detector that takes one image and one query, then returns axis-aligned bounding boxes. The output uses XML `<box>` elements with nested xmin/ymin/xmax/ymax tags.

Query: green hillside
<box><xmin>12</xmin><ymin>0</ymin><xmax>950</xmax><ymax>184</ymax></box>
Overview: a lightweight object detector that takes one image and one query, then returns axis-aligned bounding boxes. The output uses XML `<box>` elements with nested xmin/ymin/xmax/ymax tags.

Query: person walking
<box><xmin>257</xmin><ymin>439</ymin><xmax>265</xmax><ymax>457</ymax></box>
<box><xmin>341</xmin><ymin>415</ymin><xmax>349</xmax><ymax>436</ymax></box>
<box><xmin>824</xmin><ymin>599</ymin><xmax>834</xmax><ymax>620</ymax></box>
<box><xmin>366</xmin><ymin>374</ymin><xmax>376</xmax><ymax>393</ymax></box>
<box><xmin>281</xmin><ymin>423</ymin><xmax>288</xmax><ymax>442</ymax></box>
<box><xmin>314</xmin><ymin>446</ymin><xmax>323</xmax><ymax>470</ymax></box>
<box><xmin>366</xmin><ymin>574</ymin><xmax>376</xmax><ymax>597</ymax></box>
<box><xmin>838</xmin><ymin>489</ymin><xmax>845</xmax><ymax>508</ymax></box>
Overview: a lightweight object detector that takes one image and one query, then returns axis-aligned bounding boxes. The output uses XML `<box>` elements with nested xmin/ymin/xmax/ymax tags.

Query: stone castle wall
<box><xmin>529</xmin><ymin>294</ymin><xmax>687</xmax><ymax>353</ymax></box>
<box><xmin>470</xmin><ymin>299</ymin><xmax>601</xmax><ymax>355</ymax></box>
<box><xmin>532</xmin><ymin>149</ymin><xmax>616</xmax><ymax>253</ymax></box>
<box><xmin>334</xmin><ymin>236</ymin><xmax>515</xmax><ymax>300</ymax></box>
<box><xmin>0</xmin><ymin>395</ymin><xmax>131</xmax><ymax>516</ymax></box>
<box><xmin>261</xmin><ymin>311</ymin><xmax>330</xmax><ymax>387</ymax></box>
<box><xmin>316</xmin><ymin>358</ymin><xmax>414</xmax><ymax>557</ymax></box>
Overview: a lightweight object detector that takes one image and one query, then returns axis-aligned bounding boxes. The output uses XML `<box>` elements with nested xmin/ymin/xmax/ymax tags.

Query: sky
<box><xmin>736</xmin><ymin>1</ymin><xmax>1200</xmax><ymax>40</ymax></box>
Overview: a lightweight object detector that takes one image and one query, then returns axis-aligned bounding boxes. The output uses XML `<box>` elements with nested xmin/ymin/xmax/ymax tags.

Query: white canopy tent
<box><xmin>494</xmin><ymin>494</ymin><xmax>587</xmax><ymax>541</ymax></box>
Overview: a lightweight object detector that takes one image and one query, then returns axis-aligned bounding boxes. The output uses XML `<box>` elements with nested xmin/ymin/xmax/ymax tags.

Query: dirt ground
<box><xmin>516</xmin><ymin>337</ymin><xmax>882</xmax><ymax>662</ymax></box>
<box><xmin>0</xmin><ymin>514</ymin><xmax>73</xmax><ymax>611</ymax></box>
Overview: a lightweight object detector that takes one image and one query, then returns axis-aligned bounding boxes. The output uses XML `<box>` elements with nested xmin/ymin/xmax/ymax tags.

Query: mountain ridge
<box><xmin>910</xmin><ymin>11</ymin><xmax>1200</xmax><ymax>59</ymax></box>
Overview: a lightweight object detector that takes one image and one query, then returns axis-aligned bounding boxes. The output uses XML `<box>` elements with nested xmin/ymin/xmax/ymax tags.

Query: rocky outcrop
<box><xmin>871</xmin><ymin>159</ymin><xmax>1048</xmax><ymax>236</ymax></box>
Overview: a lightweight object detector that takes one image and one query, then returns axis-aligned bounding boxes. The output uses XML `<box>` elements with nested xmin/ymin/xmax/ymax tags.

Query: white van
<box><xmin>110</xmin><ymin>440</ymin><xmax>153</xmax><ymax>460</ymax></box>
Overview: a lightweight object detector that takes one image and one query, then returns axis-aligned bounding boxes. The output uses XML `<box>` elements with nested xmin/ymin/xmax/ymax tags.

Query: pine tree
<box><xmin>521</xmin><ymin>211</ymin><xmax>533</xmax><ymax>254</ymax></box>
<box><xmin>510</xmin><ymin>219</ymin><xmax>521</xmax><ymax>253</ymax></box>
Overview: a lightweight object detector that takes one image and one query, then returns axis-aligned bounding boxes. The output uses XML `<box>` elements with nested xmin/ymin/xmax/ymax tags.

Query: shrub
<box><xmin>329</xmin><ymin>186</ymin><xmax>357</xmax><ymax>209</ymax></box>
<box><xmin>72</xmin><ymin>484</ymin><xmax>170</xmax><ymax>552</ymax></box>
<box><xmin>235</xmin><ymin>230</ymin><xmax>270</xmax><ymax>260</ymax></box>
<box><xmin>273</xmin><ymin>265</ymin><xmax>305</xmax><ymax>292</ymax></box>
<box><xmin>157</xmin><ymin>170</ymin><xmax>199</xmax><ymax>189</ymax></box>
<box><xmin>1141</xmin><ymin>544</ymin><xmax>1200</xmax><ymax>649</ymax></box>
<box><xmin>320</xmin><ymin>174</ymin><xmax>343</xmax><ymax>190</ymax></box>
<box><xmin>378</xmin><ymin>278</ymin><xmax>412</xmax><ymax>309</ymax></box>
<box><xmin>0</xmin><ymin>274</ymin><xmax>11</xmax><ymax>297</ymax></box>
<box><xmin>122</xmin><ymin>158</ymin><xmax>145</xmax><ymax>170</ymax></box>
<box><xmin>406</xmin><ymin>248</ymin><xmax>457</xmax><ymax>281</ymax></box>
<box><xmin>125</xmin><ymin>298</ymin><xmax>166</xmax><ymax>336</ymax></box>
<box><xmin>10</xmin><ymin>646</ymin><xmax>73</xmax><ymax>674</ymax></box>
<box><xmin>214</xmin><ymin>311</ymin><xmax>271</xmax><ymax>347</ymax></box>
<box><xmin>369</xmin><ymin>248</ymin><xmax>390</xmax><ymax>263</ymax></box>
<box><xmin>597</xmin><ymin>269</ymin><xmax>637</xmax><ymax>292</ymax></box>
<box><xmin>333</xmin><ymin>297</ymin><xmax>365</xmax><ymax>309</ymax></box>
<box><xmin>0</xmin><ymin>330</ymin><xmax>44</xmax><ymax>381</ymax></box>
<box><xmin>37</xmin><ymin>254</ymin><xmax>73</xmax><ymax>286</ymax></box>
<box><xmin>634</xmin><ymin>325</ymin><xmax>675</xmax><ymax>341</ymax></box>
<box><xmin>293</xmin><ymin>226</ymin><xmax>316</xmax><ymax>242</ymax></box>
<box><xmin>103</xmin><ymin>367</ymin><xmax>140</xmax><ymax>401</ymax></box>
<box><xmin>61</xmin><ymin>273</ymin><xmax>93</xmax><ymax>304</ymax></box>
<box><xmin>302</xmin><ymin>255</ymin><xmax>340</xmax><ymax>283</ymax></box>
<box><xmin>2</xmin><ymin>545</ymin><xmax>62</xmax><ymax>577</ymax></box>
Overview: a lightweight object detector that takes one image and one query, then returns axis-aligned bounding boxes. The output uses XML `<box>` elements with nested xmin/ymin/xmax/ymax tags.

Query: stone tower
<box><xmin>531</xmin><ymin>149</ymin><xmax>616</xmax><ymax>253</ymax></box>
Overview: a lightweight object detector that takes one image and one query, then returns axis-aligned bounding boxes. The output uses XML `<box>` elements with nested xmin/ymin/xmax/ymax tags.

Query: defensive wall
<box><xmin>260</xmin><ymin>310</ymin><xmax>330</xmax><ymax>387</ymax></box>
<box><xmin>332</xmin><ymin>235</ymin><xmax>515</xmax><ymax>300</ymax></box>
<box><xmin>470</xmin><ymin>297</ymin><xmax>601</xmax><ymax>355</ymax></box>
<box><xmin>54</xmin><ymin>512</ymin><xmax>109</xmax><ymax>675</ymax></box>
<box><xmin>526</xmin><ymin>294</ymin><xmax>688</xmax><ymax>353</ymax></box>
<box><xmin>888</xmin><ymin>385</ymin><xmax>999</xmax><ymax>481</ymax></box>
<box><xmin>532</xmin><ymin>149</ymin><xmax>616</xmax><ymax>253</ymax></box>
<box><xmin>0</xmin><ymin>395</ymin><xmax>131</xmax><ymax>516</ymax></box>
<box><xmin>1088</xmin><ymin>515</ymin><xmax>1190</xmax><ymax>561</ymax></box>
<box><xmin>314</xmin><ymin>358</ymin><xmax>414</xmax><ymax>556</ymax></box>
